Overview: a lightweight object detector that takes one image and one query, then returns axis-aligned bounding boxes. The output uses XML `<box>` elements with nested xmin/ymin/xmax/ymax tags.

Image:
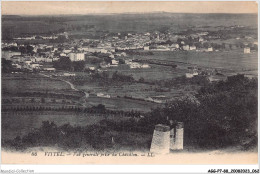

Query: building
<box><xmin>129</xmin><ymin>62</ymin><xmax>141</xmax><ymax>69</ymax></box>
<box><xmin>30</xmin><ymin>63</ymin><xmax>41</xmax><ymax>69</ymax></box>
<box><xmin>63</xmin><ymin>73</ymin><xmax>76</xmax><ymax>76</ymax></box>
<box><xmin>190</xmin><ymin>45</ymin><xmax>196</xmax><ymax>50</ymax></box>
<box><xmin>60</xmin><ymin>53</ymin><xmax>67</xmax><ymax>57</ymax></box>
<box><xmin>208</xmin><ymin>47</ymin><xmax>213</xmax><ymax>52</ymax></box>
<box><xmin>111</xmin><ymin>59</ymin><xmax>119</xmax><ymax>65</ymax></box>
<box><xmin>150</xmin><ymin>124</ymin><xmax>171</xmax><ymax>154</ymax></box>
<box><xmin>109</xmin><ymin>54</ymin><xmax>115</xmax><ymax>59</ymax></box>
<box><xmin>69</xmin><ymin>53</ymin><xmax>85</xmax><ymax>61</ymax></box>
<box><xmin>97</xmin><ymin>92</ymin><xmax>110</xmax><ymax>98</ymax></box>
<box><xmin>63</xmin><ymin>49</ymin><xmax>71</xmax><ymax>54</ymax></box>
<box><xmin>43</xmin><ymin>67</ymin><xmax>56</xmax><ymax>72</ymax></box>
<box><xmin>100</xmin><ymin>49</ymin><xmax>108</xmax><ymax>53</ymax></box>
<box><xmin>182</xmin><ymin>45</ymin><xmax>189</xmax><ymax>51</ymax></box>
<box><xmin>171</xmin><ymin>44</ymin><xmax>180</xmax><ymax>49</ymax></box>
<box><xmin>144</xmin><ymin>46</ymin><xmax>150</xmax><ymax>51</ymax></box>
<box><xmin>2</xmin><ymin>51</ymin><xmax>22</xmax><ymax>60</ymax></box>
<box><xmin>185</xmin><ymin>71</ymin><xmax>198</xmax><ymax>78</ymax></box>
<box><xmin>141</xmin><ymin>64</ymin><xmax>150</xmax><ymax>68</ymax></box>
<box><xmin>244</xmin><ymin>47</ymin><xmax>250</xmax><ymax>54</ymax></box>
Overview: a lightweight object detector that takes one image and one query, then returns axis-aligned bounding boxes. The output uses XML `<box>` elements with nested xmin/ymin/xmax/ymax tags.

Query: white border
<box><xmin>0</xmin><ymin>0</ymin><xmax>259</xmax><ymax>173</ymax></box>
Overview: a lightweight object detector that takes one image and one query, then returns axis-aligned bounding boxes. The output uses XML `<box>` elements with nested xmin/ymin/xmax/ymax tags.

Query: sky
<box><xmin>1</xmin><ymin>1</ymin><xmax>258</xmax><ymax>15</ymax></box>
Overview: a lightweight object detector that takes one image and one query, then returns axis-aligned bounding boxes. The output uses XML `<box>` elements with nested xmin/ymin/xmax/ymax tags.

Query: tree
<box><xmin>72</xmin><ymin>61</ymin><xmax>85</xmax><ymax>72</ymax></box>
<box><xmin>138</xmin><ymin>77</ymin><xmax>145</xmax><ymax>83</ymax></box>
<box><xmin>53</xmin><ymin>57</ymin><xmax>72</xmax><ymax>71</ymax></box>
<box><xmin>41</xmin><ymin>98</ymin><xmax>45</xmax><ymax>103</ymax></box>
<box><xmin>26</xmin><ymin>45</ymin><xmax>34</xmax><ymax>53</ymax></box>
<box><xmin>118</xmin><ymin>58</ymin><xmax>125</xmax><ymax>64</ymax></box>
<box><xmin>104</xmin><ymin>57</ymin><xmax>112</xmax><ymax>64</ymax></box>
<box><xmin>2</xmin><ymin>58</ymin><xmax>14</xmax><ymax>73</ymax></box>
<box><xmin>112</xmin><ymin>71</ymin><xmax>134</xmax><ymax>82</ymax></box>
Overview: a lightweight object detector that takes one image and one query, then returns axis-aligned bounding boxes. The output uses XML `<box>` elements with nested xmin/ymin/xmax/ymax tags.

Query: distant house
<box><xmin>30</xmin><ymin>63</ymin><xmax>41</xmax><ymax>69</ymax></box>
<box><xmin>171</xmin><ymin>44</ymin><xmax>179</xmax><ymax>49</ymax></box>
<box><xmin>53</xmin><ymin>57</ymin><xmax>60</xmax><ymax>61</ymax></box>
<box><xmin>189</xmin><ymin>45</ymin><xmax>196</xmax><ymax>50</ymax></box>
<box><xmin>109</xmin><ymin>54</ymin><xmax>115</xmax><ymax>58</ymax></box>
<box><xmin>63</xmin><ymin>49</ymin><xmax>71</xmax><ymax>54</ymax></box>
<box><xmin>244</xmin><ymin>47</ymin><xmax>250</xmax><ymax>54</ymax></box>
<box><xmin>89</xmin><ymin>67</ymin><xmax>96</xmax><ymax>70</ymax></box>
<box><xmin>60</xmin><ymin>53</ymin><xmax>67</xmax><ymax>57</ymax></box>
<box><xmin>185</xmin><ymin>72</ymin><xmax>198</xmax><ymax>78</ymax></box>
<box><xmin>43</xmin><ymin>67</ymin><xmax>56</xmax><ymax>72</ymax></box>
<box><xmin>156</xmin><ymin>45</ymin><xmax>170</xmax><ymax>51</ymax></box>
<box><xmin>63</xmin><ymin>73</ymin><xmax>76</xmax><ymax>77</ymax></box>
<box><xmin>100</xmin><ymin>49</ymin><xmax>108</xmax><ymax>53</ymax></box>
<box><xmin>69</xmin><ymin>53</ymin><xmax>85</xmax><ymax>61</ymax></box>
<box><xmin>144</xmin><ymin>46</ymin><xmax>150</xmax><ymax>51</ymax></box>
<box><xmin>208</xmin><ymin>47</ymin><xmax>213</xmax><ymax>52</ymax></box>
<box><xmin>129</xmin><ymin>62</ymin><xmax>141</xmax><ymax>69</ymax></box>
<box><xmin>141</xmin><ymin>64</ymin><xmax>150</xmax><ymax>68</ymax></box>
<box><xmin>111</xmin><ymin>59</ymin><xmax>119</xmax><ymax>65</ymax></box>
<box><xmin>97</xmin><ymin>92</ymin><xmax>110</xmax><ymax>98</ymax></box>
<box><xmin>45</xmin><ymin>58</ymin><xmax>53</xmax><ymax>62</ymax></box>
<box><xmin>182</xmin><ymin>45</ymin><xmax>189</xmax><ymax>51</ymax></box>
<box><xmin>2</xmin><ymin>51</ymin><xmax>21</xmax><ymax>60</ymax></box>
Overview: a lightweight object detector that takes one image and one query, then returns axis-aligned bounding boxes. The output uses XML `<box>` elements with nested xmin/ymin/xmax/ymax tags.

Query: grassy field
<box><xmin>86</xmin><ymin>95</ymin><xmax>161</xmax><ymax>112</ymax></box>
<box><xmin>2</xmin><ymin>73</ymin><xmax>164</xmax><ymax>112</ymax></box>
<box><xmin>2</xmin><ymin>111</ymin><xmax>129</xmax><ymax>140</ymax></box>
<box><xmin>2</xmin><ymin>73</ymin><xmax>71</xmax><ymax>93</ymax></box>
<box><xmin>135</xmin><ymin>51</ymin><xmax>258</xmax><ymax>74</ymax></box>
<box><xmin>104</xmin><ymin>64</ymin><xmax>184</xmax><ymax>81</ymax></box>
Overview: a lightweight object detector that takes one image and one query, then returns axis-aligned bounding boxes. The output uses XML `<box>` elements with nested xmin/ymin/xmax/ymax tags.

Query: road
<box><xmin>39</xmin><ymin>73</ymin><xmax>89</xmax><ymax>99</ymax></box>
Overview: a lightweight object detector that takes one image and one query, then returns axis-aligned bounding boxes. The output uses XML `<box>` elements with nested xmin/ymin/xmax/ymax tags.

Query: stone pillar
<box><xmin>150</xmin><ymin>124</ymin><xmax>170</xmax><ymax>154</ymax></box>
<box><xmin>170</xmin><ymin>127</ymin><xmax>175</xmax><ymax>150</ymax></box>
<box><xmin>170</xmin><ymin>122</ymin><xmax>184</xmax><ymax>150</ymax></box>
<box><xmin>175</xmin><ymin>122</ymin><xmax>184</xmax><ymax>150</ymax></box>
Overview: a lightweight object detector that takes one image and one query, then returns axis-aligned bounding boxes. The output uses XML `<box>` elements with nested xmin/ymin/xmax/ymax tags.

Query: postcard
<box><xmin>1</xmin><ymin>1</ymin><xmax>258</xmax><ymax>167</ymax></box>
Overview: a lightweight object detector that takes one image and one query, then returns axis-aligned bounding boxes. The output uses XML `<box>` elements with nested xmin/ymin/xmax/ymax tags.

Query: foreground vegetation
<box><xmin>2</xmin><ymin>74</ymin><xmax>257</xmax><ymax>151</ymax></box>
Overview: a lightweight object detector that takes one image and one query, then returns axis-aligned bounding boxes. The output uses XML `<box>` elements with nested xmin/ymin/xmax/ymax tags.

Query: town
<box><xmin>2</xmin><ymin>25</ymin><xmax>257</xmax><ymax>75</ymax></box>
<box><xmin>2</xmin><ymin>13</ymin><xmax>258</xmax><ymax>155</ymax></box>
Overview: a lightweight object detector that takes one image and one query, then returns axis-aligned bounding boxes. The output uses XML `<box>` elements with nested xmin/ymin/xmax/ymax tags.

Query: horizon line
<box><xmin>2</xmin><ymin>11</ymin><xmax>258</xmax><ymax>16</ymax></box>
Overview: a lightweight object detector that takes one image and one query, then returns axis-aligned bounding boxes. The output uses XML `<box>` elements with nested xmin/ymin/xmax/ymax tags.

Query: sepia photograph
<box><xmin>0</xmin><ymin>1</ymin><xmax>258</xmax><ymax>168</ymax></box>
